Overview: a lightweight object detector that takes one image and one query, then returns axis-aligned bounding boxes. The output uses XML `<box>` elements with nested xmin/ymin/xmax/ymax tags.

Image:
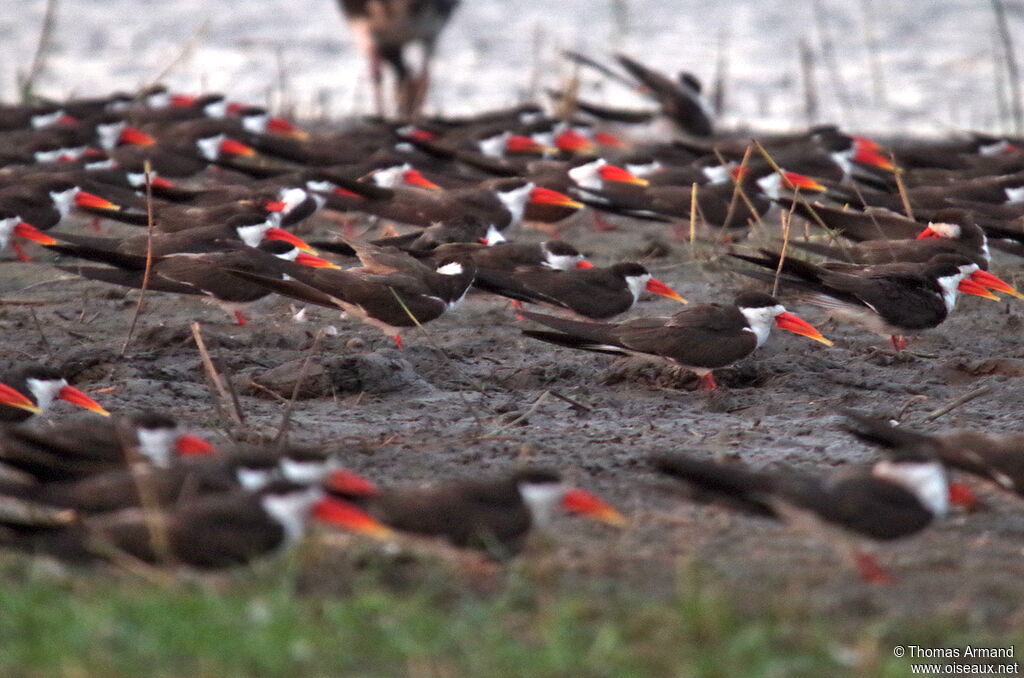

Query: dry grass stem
<box><xmin>119</xmin><ymin>160</ymin><xmax>156</xmax><ymax>357</ymax></box>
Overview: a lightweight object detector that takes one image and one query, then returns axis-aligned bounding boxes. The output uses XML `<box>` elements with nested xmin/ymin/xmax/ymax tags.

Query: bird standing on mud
<box><xmin>337</xmin><ymin>0</ymin><xmax>460</xmax><ymax>118</ymax></box>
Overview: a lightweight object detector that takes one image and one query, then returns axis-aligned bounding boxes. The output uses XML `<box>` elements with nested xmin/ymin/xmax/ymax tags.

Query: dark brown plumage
<box><xmin>522</xmin><ymin>291</ymin><xmax>830</xmax><ymax>389</ymax></box>
<box><xmin>473</xmin><ymin>262</ymin><xmax>685</xmax><ymax>319</ymax></box>
<box><xmin>226</xmin><ymin>240</ymin><xmax>476</xmax><ymax>344</ymax></box>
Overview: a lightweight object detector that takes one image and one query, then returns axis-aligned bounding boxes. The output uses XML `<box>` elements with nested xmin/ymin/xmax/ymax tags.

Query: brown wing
<box><xmin>352</xmin><ymin>188</ymin><xmax>460</xmax><ymax>227</ymax></box>
<box><xmin>939</xmin><ymin>433</ymin><xmax>1024</xmax><ymax>494</ymax></box>
<box><xmin>805</xmin><ymin>476</ymin><xmax>935</xmax><ymax>540</ymax></box>
<box><xmin>233</xmin><ymin>265</ymin><xmax>451</xmax><ymax>326</ymax></box>
<box><xmin>342</xmin><ymin>238</ymin><xmax>435</xmax><ymax>275</ymax></box>
<box><xmin>336</xmin><ymin>273</ymin><xmax>451</xmax><ymax>325</ymax></box>
<box><xmin>613</xmin><ymin>324</ymin><xmax>756</xmax><ymax>368</ymax></box>
<box><xmin>0</xmin><ymin>421</ymin><xmax>129</xmax><ymax>480</ymax></box>
<box><xmin>78</xmin><ymin>493</ymin><xmax>284</xmax><ymax>567</ymax></box>
<box><xmin>847</xmin><ymin>239</ymin><xmax>984</xmax><ymax>267</ymax></box>
<box><xmin>818</xmin><ymin>269</ymin><xmax>949</xmax><ymax>330</ymax></box>
<box><xmin>155</xmin><ymin>252</ymin><xmax>283</xmax><ymax>302</ymax></box>
<box><xmin>471</xmin><ymin>243</ymin><xmax>548</xmax><ymax>270</ymax></box>
<box><xmin>477</xmin><ymin>268</ymin><xmax>633</xmax><ymax>319</ymax></box>
<box><xmin>32</xmin><ymin>463</ymin><xmax>239</xmax><ymax>513</ymax></box>
<box><xmin>612</xmin><ymin>303</ymin><xmax>758</xmax><ymax>367</ymax></box>
<box><xmin>784</xmin><ymin>200</ymin><xmax>922</xmax><ymax>241</ymax></box>
<box><xmin>371</xmin><ymin>480</ymin><xmax>531</xmax><ymax>552</ymax></box>
<box><xmin>166</xmin><ymin>495</ymin><xmax>286</xmax><ymax>567</ymax></box>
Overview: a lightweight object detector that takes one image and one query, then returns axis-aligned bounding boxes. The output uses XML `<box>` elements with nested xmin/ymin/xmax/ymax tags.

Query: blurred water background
<box><xmin>0</xmin><ymin>0</ymin><xmax>1021</xmax><ymax>135</ymax></box>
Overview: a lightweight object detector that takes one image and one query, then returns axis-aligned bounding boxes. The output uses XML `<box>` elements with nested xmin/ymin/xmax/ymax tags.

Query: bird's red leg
<box><xmin>852</xmin><ymin>551</ymin><xmax>896</xmax><ymax>585</ymax></box>
<box><xmin>393</xmin><ymin>334</ymin><xmax>403</xmax><ymax>350</ymax></box>
<box><xmin>699</xmin><ymin>373</ymin><xmax>718</xmax><ymax>391</ymax></box>
<box><xmin>336</xmin><ymin>217</ymin><xmax>357</xmax><ymax>238</ymax></box>
<box><xmin>948</xmin><ymin>482</ymin><xmax>980</xmax><ymax>511</ymax></box>
<box><xmin>510</xmin><ymin>300</ymin><xmax>524</xmax><ymax>321</ymax></box>
<box><xmin>12</xmin><ymin>242</ymin><xmax>31</xmax><ymax>262</ymax></box>
<box><xmin>593</xmin><ymin>212</ymin><xmax>618</xmax><ymax>232</ymax></box>
<box><xmin>234</xmin><ymin>311</ymin><xmax>248</xmax><ymax>326</ymax></box>
<box><xmin>890</xmin><ymin>335</ymin><xmax>907</xmax><ymax>351</ymax></box>
<box><xmin>90</xmin><ymin>217</ymin><xmax>103</xmax><ymax>233</ymax></box>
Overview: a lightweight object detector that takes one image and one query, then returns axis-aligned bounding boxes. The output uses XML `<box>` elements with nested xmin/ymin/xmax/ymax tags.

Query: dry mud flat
<box><xmin>3</xmin><ymin>210</ymin><xmax>1024</xmax><ymax>624</ymax></box>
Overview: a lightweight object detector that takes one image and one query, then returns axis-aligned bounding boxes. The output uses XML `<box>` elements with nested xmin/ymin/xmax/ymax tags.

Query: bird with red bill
<box><xmin>313</xmin><ymin>496</ymin><xmax>395</xmax><ymax>540</ymax></box>
<box><xmin>0</xmin><ymin>366</ymin><xmax>109</xmax><ymax>423</ymax></box>
<box><xmin>731</xmin><ymin>250</ymin><xmax>999</xmax><ymax>351</ymax></box>
<box><xmin>555</xmin><ymin>128</ymin><xmax>598</xmax><ymax>155</ymax></box>
<box><xmin>965</xmin><ymin>268</ymin><xmax>1024</xmax><ymax>300</ymax></box>
<box><xmin>402</xmin><ymin>168</ymin><xmax>442</xmax><ymax>190</ymax></box>
<box><xmin>118</xmin><ymin>126</ymin><xmax>157</xmax><ymax>146</ymax></box>
<box><xmin>503</xmin><ymin>134</ymin><xmax>555</xmax><ymax>156</ymax></box>
<box><xmin>55</xmin><ymin>240</ymin><xmax>339</xmax><ymax>326</ymax></box>
<box><xmin>73</xmin><ymin>190</ymin><xmax>121</xmax><ymax>211</ymax></box>
<box><xmin>1</xmin><ymin>216</ymin><xmax>57</xmax><ymax>262</ymax></box>
<box><xmin>522</xmin><ymin>291</ymin><xmax>831</xmax><ymax>392</ymax></box>
<box><xmin>322</xmin><ymin>467</ymin><xmax>625</xmax><ymax>555</ymax></box>
<box><xmin>529</xmin><ymin>186</ymin><xmax>586</xmax><ymax>210</ymax></box>
<box><xmin>852</xmin><ymin>137</ymin><xmax>897</xmax><ymax>172</ymax></box>
<box><xmin>265</xmin><ymin>116</ymin><xmax>309</xmax><ymax>140</ymax></box>
<box><xmin>218</xmin><ymin>137</ymin><xmax>257</xmax><ymax>158</ymax></box>
<box><xmin>264</xmin><ymin>227</ymin><xmax>318</xmax><ymax>254</ymax></box>
<box><xmin>472</xmin><ymin>262</ymin><xmax>686</xmax><ymax>320</ymax></box>
<box><xmin>597</xmin><ymin>163</ymin><xmax>649</xmax><ymax>186</ymax></box>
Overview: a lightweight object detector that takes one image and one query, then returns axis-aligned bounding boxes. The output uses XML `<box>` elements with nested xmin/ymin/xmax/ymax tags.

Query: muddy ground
<box><xmin>3</xmin><ymin>205</ymin><xmax>1024</xmax><ymax>627</ymax></box>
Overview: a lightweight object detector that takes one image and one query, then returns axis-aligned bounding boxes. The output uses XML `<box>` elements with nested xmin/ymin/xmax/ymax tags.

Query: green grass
<box><xmin>0</xmin><ymin>555</ymin><xmax>1017</xmax><ymax>678</ymax></box>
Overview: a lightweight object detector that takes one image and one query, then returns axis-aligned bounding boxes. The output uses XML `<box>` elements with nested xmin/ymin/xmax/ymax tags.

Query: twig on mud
<box><xmin>0</xmin><ymin>495</ymin><xmax>74</xmax><ymax>527</ymax></box>
<box><xmin>249</xmin><ymin>381</ymin><xmax>289</xmax><ymax>403</ymax></box>
<box><xmin>751</xmin><ymin>140</ymin><xmax>802</xmax><ymax>295</ymax></box>
<box><xmin>274</xmin><ymin>329</ymin><xmax>326</xmax><ymax>445</ymax></box>
<box><xmin>894</xmin><ymin>167</ymin><xmax>914</xmax><ymax>221</ymax></box>
<box><xmin>87</xmin><ymin>539</ymin><xmax>177</xmax><ymax>588</ymax></box>
<box><xmin>28</xmin><ymin>308</ymin><xmax>53</xmax><ymax>362</ymax></box>
<box><xmin>720</xmin><ymin>145</ymin><xmax>757</xmax><ymax>232</ymax></box>
<box><xmin>0</xmin><ymin>298</ymin><xmax>50</xmax><ymax>305</ymax></box>
<box><xmin>751</xmin><ymin>139</ymin><xmax>856</xmax><ymax>260</ymax></box>
<box><xmin>549</xmin><ymin>389</ymin><xmax>592</xmax><ymax>413</ymax></box>
<box><xmin>773</xmin><ymin>195</ymin><xmax>795</xmax><ymax>297</ymax></box>
<box><xmin>897</xmin><ymin>394</ymin><xmax>929</xmax><ymax>421</ymax></box>
<box><xmin>753</xmin><ymin>139</ymin><xmax>823</xmax><ymax>242</ymax></box>
<box><xmin>221</xmin><ymin>359</ymin><xmax>247</xmax><ymax>427</ymax></box>
<box><xmin>190</xmin><ymin>322</ymin><xmax>245</xmax><ymax>428</ymax></box>
<box><xmin>921</xmin><ymin>385</ymin><xmax>992</xmax><ymax>422</ymax></box>
<box><xmin>127</xmin><ymin>466</ymin><xmax>176</xmax><ymax>568</ymax></box>
<box><xmin>119</xmin><ymin>161</ymin><xmax>156</xmax><ymax>357</ymax></box>
<box><xmin>4</xmin><ymin>275</ymin><xmax>77</xmax><ymax>294</ymax></box>
<box><xmin>104</xmin><ymin>424</ymin><xmax>176</xmax><ymax>571</ymax></box>
<box><xmin>486</xmin><ymin>390</ymin><xmax>550</xmax><ymax>437</ymax></box>
<box><xmin>688</xmin><ymin>182</ymin><xmax>698</xmax><ymax>252</ymax></box>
